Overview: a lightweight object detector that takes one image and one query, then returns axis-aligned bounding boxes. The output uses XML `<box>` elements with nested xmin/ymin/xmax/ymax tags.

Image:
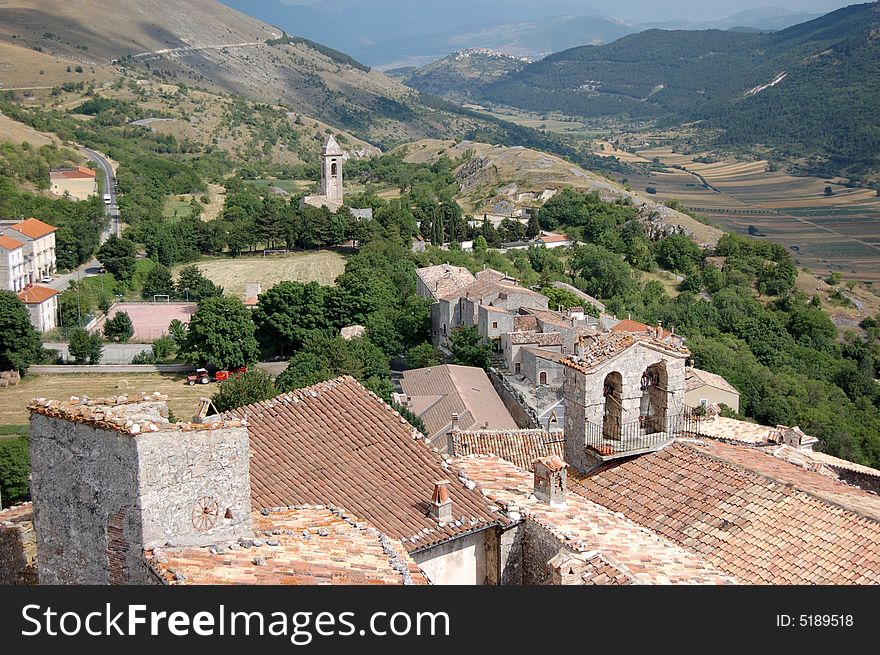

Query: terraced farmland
<box><xmin>630</xmin><ymin>147</ymin><xmax>880</xmax><ymax>282</ymax></box>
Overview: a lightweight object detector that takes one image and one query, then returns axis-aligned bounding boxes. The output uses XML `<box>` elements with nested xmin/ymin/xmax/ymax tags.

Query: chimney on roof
<box><xmin>431</xmin><ymin>480</ymin><xmax>453</xmax><ymax>523</ymax></box>
<box><xmin>451</xmin><ymin>413</ymin><xmax>460</xmax><ymax>432</ymax></box>
<box><xmin>533</xmin><ymin>456</ymin><xmax>567</xmax><ymax>506</ymax></box>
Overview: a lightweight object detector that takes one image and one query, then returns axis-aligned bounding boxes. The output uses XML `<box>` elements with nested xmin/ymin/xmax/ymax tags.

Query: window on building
<box><xmin>492</xmin><ymin>321</ymin><xmax>498</xmax><ymax>329</ymax></box>
<box><xmin>515</xmin><ymin>363</ymin><xmax>521</xmax><ymax>374</ymax></box>
<box><xmin>700</xmin><ymin>398</ymin><xmax>708</xmax><ymax>408</ymax></box>
<box><xmin>331</xmin><ymin>162</ymin><xmax>338</xmax><ymax>176</ymax></box>
<box><xmin>539</xmin><ymin>371</ymin><xmax>547</xmax><ymax>385</ymax></box>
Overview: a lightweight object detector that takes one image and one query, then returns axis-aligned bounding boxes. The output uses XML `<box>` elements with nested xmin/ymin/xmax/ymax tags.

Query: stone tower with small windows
<box><xmin>320</xmin><ymin>134</ymin><xmax>344</xmax><ymax>205</ymax></box>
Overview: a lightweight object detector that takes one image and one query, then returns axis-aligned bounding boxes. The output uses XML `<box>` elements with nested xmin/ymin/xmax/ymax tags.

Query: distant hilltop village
<box><xmin>3</xmin><ymin>261</ymin><xmax>880</xmax><ymax>586</ymax></box>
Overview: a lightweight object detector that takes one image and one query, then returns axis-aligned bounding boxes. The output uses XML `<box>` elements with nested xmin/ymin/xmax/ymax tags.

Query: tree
<box><xmin>103</xmin><ymin>311</ymin><xmax>134</xmax><ymax>343</ymax></box>
<box><xmin>68</xmin><ymin>328</ymin><xmax>103</xmax><ymax>364</ymax></box>
<box><xmin>182</xmin><ymin>296</ymin><xmax>259</xmax><ymax>369</ymax></box>
<box><xmin>0</xmin><ymin>291</ymin><xmax>42</xmax><ymax>373</ymax></box>
<box><xmin>252</xmin><ymin>281</ymin><xmax>329</xmax><ymax>356</ymax></box>
<box><xmin>406</xmin><ymin>343</ymin><xmax>441</xmax><ymax>369</ymax></box>
<box><xmin>168</xmin><ymin>319</ymin><xmax>187</xmax><ymax>348</ymax></box>
<box><xmin>96</xmin><ymin>235</ymin><xmax>136</xmax><ymax>282</ymax></box>
<box><xmin>176</xmin><ymin>265</ymin><xmax>223</xmax><ymax>301</ymax></box>
<box><xmin>656</xmin><ymin>234</ymin><xmax>703</xmax><ymax>274</ymax></box>
<box><xmin>449</xmin><ymin>326</ymin><xmax>492</xmax><ymax>370</ymax></box>
<box><xmin>570</xmin><ymin>244</ymin><xmax>634</xmax><ymax>299</ymax></box>
<box><xmin>276</xmin><ymin>351</ymin><xmax>335</xmax><ymax>392</ymax></box>
<box><xmin>0</xmin><ymin>434</ymin><xmax>30</xmax><ymax>507</ymax></box>
<box><xmin>526</xmin><ymin>213</ymin><xmax>541</xmax><ymax>238</ymax></box>
<box><xmin>211</xmin><ymin>369</ymin><xmax>277</xmax><ymax>413</ymax></box>
<box><xmin>142</xmin><ymin>264</ymin><xmax>175</xmax><ymax>299</ymax></box>
<box><xmin>824</xmin><ymin>185</ymin><xmax>833</xmax><ymax>196</ymax></box>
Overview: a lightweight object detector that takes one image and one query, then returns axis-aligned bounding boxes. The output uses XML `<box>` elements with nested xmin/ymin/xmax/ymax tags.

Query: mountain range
<box><xmin>0</xmin><ymin>0</ymin><xmax>564</xmax><ymax>151</ymax></box>
<box><xmin>218</xmin><ymin>1</ymin><xmax>821</xmax><ymax>68</ymax></box>
<box><xmin>403</xmin><ymin>2</ymin><xmax>880</xmax><ymax>177</ymax></box>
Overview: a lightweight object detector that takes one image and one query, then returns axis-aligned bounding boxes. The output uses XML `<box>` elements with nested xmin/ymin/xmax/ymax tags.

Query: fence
<box><xmin>584</xmin><ymin>412</ymin><xmax>701</xmax><ymax>458</ymax></box>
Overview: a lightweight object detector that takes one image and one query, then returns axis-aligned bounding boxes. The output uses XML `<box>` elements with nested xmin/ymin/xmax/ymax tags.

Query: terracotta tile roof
<box><xmin>513</xmin><ymin>315</ymin><xmax>539</xmax><ymax>331</ymax></box>
<box><xmin>454</xmin><ymin>455</ymin><xmax>737</xmax><ymax>585</ymax></box>
<box><xmin>610</xmin><ymin>318</ymin><xmax>649</xmax><ymax>333</ymax></box>
<box><xmin>400</xmin><ymin>365</ymin><xmax>517</xmax><ymax>444</ymax></box>
<box><xmin>695</xmin><ymin>415</ymin><xmax>780</xmax><ymax>444</ymax></box>
<box><xmin>574</xmin><ymin>439</ymin><xmax>880</xmax><ymax>584</ymax></box>
<box><xmin>417</xmin><ymin>264</ymin><xmax>475</xmax><ymax>301</ymax></box>
<box><xmin>0</xmin><ymin>502</ymin><xmax>33</xmax><ymax>525</ymax></box>
<box><xmin>17</xmin><ymin>285</ymin><xmax>58</xmax><ymax>304</ymax></box>
<box><xmin>450</xmin><ymin>429</ymin><xmax>565</xmax><ymax>471</ymax></box>
<box><xmin>226</xmin><ymin>377</ymin><xmax>508</xmax><ymax>552</ymax></box>
<box><xmin>0</xmin><ymin>235</ymin><xmax>24</xmax><ymax>251</ymax></box>
<box><xmin>506</xmin><ymin>330</ymin><xmax>563</xmax><ymax>346</ymax></box>
<box><xmin>521</xmin><ymin>347</ymin><xmax>564</xmax><ymax>363</ymax></box>
<box><xmin>50</xmin><ymin>166</ymin><xmax>96</xmax><ymax>179</ymax></box>
<box><xmin>562</xmin><ymin>331</ymin><xmax>689</xmax><ymax>373</ymax></box>
<box><xmin>146</xmin><ymin>506</ymin><xmax>429</xmax><ymax>585</ymax></box>
<box><xmin>800</xmin><ymin>450</ymin><xmax>880</xmax><ymax>478</ymax></box>
<box><xmin>685</xmin><ymin>367</ymin><xmax>739</xmax><ymax>395</ymax></box>
<box><xmin>8</xmin><ymin>218</ymin><xmax>57</xmax><ymax>239</ymax></box>
<box><xmin>539</xmin><ymin>234</ymin><xmax>571</xmax><ymax>243</ymax></box>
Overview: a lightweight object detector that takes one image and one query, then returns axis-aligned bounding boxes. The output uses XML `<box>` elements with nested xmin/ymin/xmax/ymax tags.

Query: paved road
<box><xmin>80</xmin><ymin>146</ymin><xmax>120</xmax><ymax>240</ymax></box>
<box><xmin>45</xmin><ymin>148</ymin><xmax>119</xmax><ymax>293</ymax></box>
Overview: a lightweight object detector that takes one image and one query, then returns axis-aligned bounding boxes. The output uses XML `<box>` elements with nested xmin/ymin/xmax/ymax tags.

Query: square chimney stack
<box><xmin>533</xmin><ymin>456</ymin><xmax>567</xmax><ymax>506</ymax></box>
<box><xmin>431</xmin><ymin>480</ymin><xmax>453</xmax><ymax>523</ymax></box>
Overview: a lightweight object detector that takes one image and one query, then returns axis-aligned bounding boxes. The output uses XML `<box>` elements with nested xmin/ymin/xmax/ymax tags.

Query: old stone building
<box><xmin>16</xmin><ymin>384</ymin><xmax>470</xmax><ymax>586</ymax></box>
<box><xmin>302</xmin><ymin>135</ymin><xmax>345</xmax><ymax>211</ymax></box>
<box><xmin>398</xmin><ymin>364</ymin><xmax>518</xmax><ymax>447</ymax></box>
<box><xmin>28</xmin><ymin>394</ymin><xmax>253</xmax><ymax>584</ymax></box>
<box><xmin>684</xmin><ymin>366</ymin><xmax>741</xmax><ymax>412</ymax></box>
<box><xmin>562</xmin><ymin>328</ymin><xmax>690</xmax><ymax>471</ymax></box>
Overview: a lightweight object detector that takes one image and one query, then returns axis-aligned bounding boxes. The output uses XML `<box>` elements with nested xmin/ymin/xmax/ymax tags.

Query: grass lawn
<box><xmin>163</xmin><ymin>197</ymin><xmax>195</xmax><ymax>222</ymax></box>
<box><xmin>172</xmin><ymin>250</ymin><xmax>347</xmax><ymax>296</ymax></box>
<box><xmin>0</xmin><ymin>373</ymin><xmax>213</xmax><ymax>426</ymax></box>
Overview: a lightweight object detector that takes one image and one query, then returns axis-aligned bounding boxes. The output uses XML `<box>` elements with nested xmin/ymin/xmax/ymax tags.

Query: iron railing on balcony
<box><xmin>584</xmin><ymin>412</ymin><xmax>701</xmax><ymax>458</ymax></box>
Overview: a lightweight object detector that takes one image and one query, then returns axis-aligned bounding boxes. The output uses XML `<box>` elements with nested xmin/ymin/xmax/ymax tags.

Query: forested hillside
<box><xmin>479</xmin><ymin>2</ymin><xmax>880</xmax><ymax>177</ymax></box>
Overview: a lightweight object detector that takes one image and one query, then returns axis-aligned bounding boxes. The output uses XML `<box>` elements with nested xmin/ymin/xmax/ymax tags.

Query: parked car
<box><xmin>103</xmin><ymin>193</ymin><xmax>112</xmax><ymax>204</ymax></box>
<box><xmin>40</xmin><ymin>274</ymin><xmax>53</xmax><ymax>283</ymax></box>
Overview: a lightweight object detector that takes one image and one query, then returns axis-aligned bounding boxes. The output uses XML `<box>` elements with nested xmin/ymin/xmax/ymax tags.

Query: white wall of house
<box><xmin>412</xmin><ymin>531</ymin><xmax>489</xmax><ymax>585</ymax></box>
<box><xmin>685</xmin><ymin>386</ymin><xmax>740</xmax><ymax>413</ymax></box>
<box><xmin>0</xmin><ymin>247</ymin><xmax>26</xmax><ymax>291</ymax></box>
<box><xmin>25</xmin><ymin>295</ymin><xmax>58</xmax><ymax>333</ymax></box>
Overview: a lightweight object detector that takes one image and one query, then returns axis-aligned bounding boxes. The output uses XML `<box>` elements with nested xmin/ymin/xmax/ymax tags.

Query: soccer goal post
<box><xmin>262</xmin><ymin>249</ymin><xmax>289</xmax><ymax>257</ymax></box>
<box><xmin>153</xmin><ymin>295</ymin><xmax>171</xmax><ymax>304</ymax></box>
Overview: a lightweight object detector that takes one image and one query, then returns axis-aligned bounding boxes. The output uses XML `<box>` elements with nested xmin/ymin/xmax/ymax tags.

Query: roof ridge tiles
<box><xmin>675</xmin><ymin>440</ymin><xmax>880</xmax><ymax>526</ymax></box>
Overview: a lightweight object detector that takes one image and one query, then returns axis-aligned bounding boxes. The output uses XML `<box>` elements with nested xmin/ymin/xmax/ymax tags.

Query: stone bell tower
<box><xmin>320</xmin><ymin>134</ymin><xmax>344</xmax><ymax>205</ymax></box>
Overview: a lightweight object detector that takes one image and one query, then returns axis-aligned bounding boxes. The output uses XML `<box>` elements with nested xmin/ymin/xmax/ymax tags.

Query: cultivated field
<box><xmin>630</xmin><ymin>147</ymin><xmax>880</xmax><ymax>282</ymax></box>
<box><xmin>0</xmin><ymin>373</ymin><xmax>209</xmax><ymax>426</ymax></box>
<box><xmin>172</xmin><ymin>250</ymin><xmax>347</xmax><ymax>297</ymax></box>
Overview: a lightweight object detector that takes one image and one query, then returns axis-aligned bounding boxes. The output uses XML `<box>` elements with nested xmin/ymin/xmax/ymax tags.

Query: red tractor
<box><xmin>186</xmin><ymin>366</ymin><xmax>248</xmax><ymax>386</ymax></box>
<box><xmin>186</xmin><ymin>368</ymin><xmax>211</xmax><ymax>386</ymax></box>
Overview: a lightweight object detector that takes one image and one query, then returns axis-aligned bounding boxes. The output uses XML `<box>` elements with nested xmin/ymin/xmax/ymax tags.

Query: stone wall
<box><xmin>29</xmin><ymin>407</ymin><xmax>252</xmax><ymax>584</ymax></box>
<box><xmin>489</xmin><ymin>369</ymin><xmax>540</xmax><ymax>429</ymax></box>
<box><xmin>136</xmin><ymin>427</ymin><xmax>253</xmax><ymax>548</ymax></box>
<box><xmin>520</xmin><ymin>520</ymin><xmax>566</xmax><ymax>585</ymax></box>
<box><xmin>0</xmin><ymin>506</ymin><xmax>37</xmax><ymax>585</ymax></box>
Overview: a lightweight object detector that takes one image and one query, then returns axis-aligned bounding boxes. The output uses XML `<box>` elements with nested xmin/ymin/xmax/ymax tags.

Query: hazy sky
<box><xmin>278</xmin><ymin>0</ymin><xmax>858</xmax><ymax>22</ymax></box>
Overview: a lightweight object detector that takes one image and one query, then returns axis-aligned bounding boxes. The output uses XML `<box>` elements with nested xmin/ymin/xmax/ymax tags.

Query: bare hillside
<box><xmin>0</xmin><ymin>0</ymin><xmax>493</xmax><ymax>147</ymax></box>
<box><xmin>398</xmin><ymin>139</ymin><xmax>723</xmax><ymax>245</ymax></box>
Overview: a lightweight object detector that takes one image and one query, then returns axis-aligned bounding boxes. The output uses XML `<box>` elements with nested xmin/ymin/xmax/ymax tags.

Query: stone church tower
<box><xmin>320</xmin><ymin>134</ymin><xmax>344</xmax><ymax>205</ymax></box>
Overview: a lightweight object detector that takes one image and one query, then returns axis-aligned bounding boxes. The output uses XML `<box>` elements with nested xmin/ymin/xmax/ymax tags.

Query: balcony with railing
<box><xmin>584</xmin><ymin>412</ymin><xmax>701</xmax><ymax>461</ymax></box>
